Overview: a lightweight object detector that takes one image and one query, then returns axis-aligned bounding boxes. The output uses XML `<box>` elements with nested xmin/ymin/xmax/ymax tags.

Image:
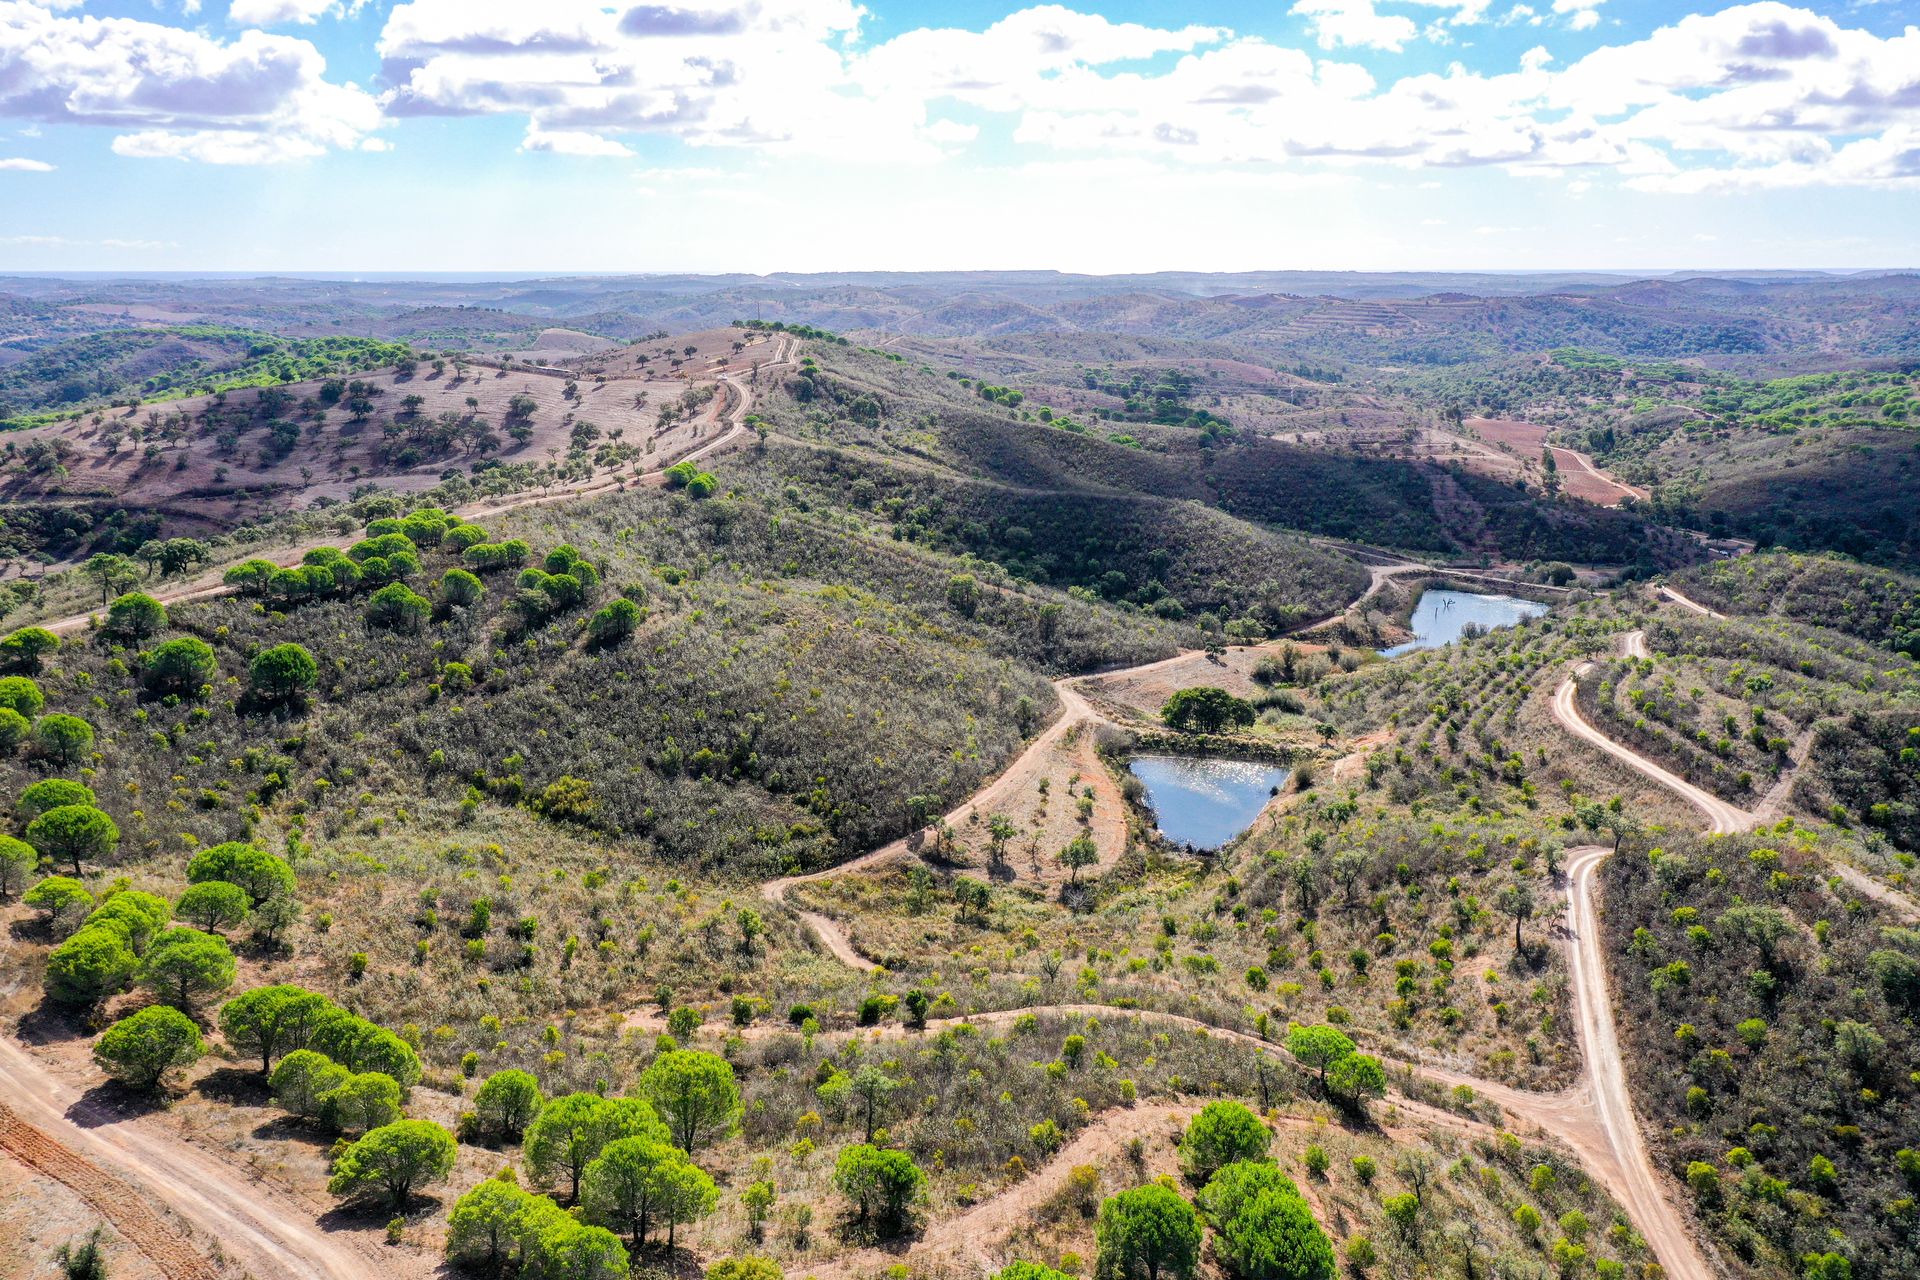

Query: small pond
<box><xmin>1127</xmin><ymin>756</ymin><xmax>1290</xmax><ymax>850</ymax></box>
<box><xmin>1379</xmin><ymin>589</ymin><xmax>1550</xmax><ymax>657</ymax></box>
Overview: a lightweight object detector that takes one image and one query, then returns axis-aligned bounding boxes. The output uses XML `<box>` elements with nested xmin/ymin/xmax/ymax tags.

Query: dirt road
<box><xmin>32</xmin><ymin>337</ymin><xmax>795</xmax><ymax>640</ymax></box>
<box><xmin>5</xmin><ymin>336</ymin><xmax>799</xmax><ymax>1277</ymax></box>
<box><xmin>0</xmin><ymin>1036</ymin><xmax>397</xmax><ymax>1280</ymax></box>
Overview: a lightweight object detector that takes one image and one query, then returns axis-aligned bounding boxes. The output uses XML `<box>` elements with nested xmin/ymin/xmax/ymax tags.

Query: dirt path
<box><xmin>4</xmin><ymin>336</ymin><xmax>800</xmax><ymax>1278</ymax></box>
<box><xmin>0</xmin><ymin>1036</ymin><xmax>398</xmax><ymax>1280</ymax></box>
<box><xmin>31</xmin><ymin>337</ymin><xmax>796</xmax><ymax>639</ymax></box>
<box><xmin>1658</xmin><ymin>586</ymin><xmax>1724</xmax><ymax>620</ymax></box>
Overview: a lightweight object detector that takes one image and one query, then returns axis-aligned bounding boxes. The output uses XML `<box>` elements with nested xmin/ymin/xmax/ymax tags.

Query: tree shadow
<box><xmin>319</xmin><ymin>1193</ymin><xmax>447</xmax><ymax>1234</ymax></box>
<box><xmin>194</xmin><ymin>1065</ymin><xmax>272</xmax><ymax>1107</ymax></box>
<box><xmin>15</xmin><ymin>999</ymin><xmax>91</xmax><ymax>1047</ymax></box>
<box><xmin>67</xmin><ymin>1078</ymin><xmax>171</xmax><ymax>1128</ymax></box>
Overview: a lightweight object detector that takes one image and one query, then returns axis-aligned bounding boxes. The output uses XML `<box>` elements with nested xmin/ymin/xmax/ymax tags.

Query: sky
<box><xmin>1</xmin><ymin>0</ymin><xmax>1917</xmax><ymax>273</ymax></box>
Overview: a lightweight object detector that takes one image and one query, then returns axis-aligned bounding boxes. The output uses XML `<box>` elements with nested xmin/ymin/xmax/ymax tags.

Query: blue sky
<box><xmin>1</xmin><ymin>0</ymin><xmax>1917</xmax><ymax>272</ymax></box>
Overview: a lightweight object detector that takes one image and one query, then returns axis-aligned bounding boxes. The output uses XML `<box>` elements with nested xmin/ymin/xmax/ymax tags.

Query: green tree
<box><xmin>140</xmin><ymin>927</ymin><xmax>236</xmax><ymax>1008</ymax></box>
<box><xmin>327</xmin><ymin>1120</ymin><xmax>457</xmax><ymax>1210</ymax></box>
<box><xmin>440</xmin><ymin>568</ymin><xmax>487</xmax><ymax>610</ymax></box>
<box><xmin>24</xmin><ymin>875</ymin><xmax>93</xmax><ymax>933</ymax></box>
<box><xmin>33</xmin><ymin>715</ymin><xmax>95</xmax><ymax>768</ymax></box>
<box><xmin>525</xmin><ymin>1093</ymin><xmax>671</xmax><ymax>1203</ymax></box>
<box><xmin>175</xmin><ymin>880</ymin><xmax>251</xmax><ymax>934</ymax></box>
<box><xmin>82</xmin><ymin>553</ymin><xmax>139</xmax><ymax>605</ymax></box>
<box><xmin>85</xmin><ymin>890</ymin><xmax>171</xmax><ymax>954</ymax></box>
<box><xmin>1059</xmin><ymin>834</ymin><xmax>1099</xmax><ymax>883</ymax></box>
<box><xmin>946</xmin><ymin>574</ymin><xmax>980</xmax><ymax>617</ymax></box>
<box><xmin>1284</xmin><ymin>1024</ymin><xmax>1355</xmax><ymax>1091</ymax></box>
<box><xmin>639</xmin><ymin>1049</ymin><xmax>743</xmax><ymax>1151</ymax></box>
<box><xmin>144</xmin><ymin>637</ymin><xmax>218</xmax><ymax>697</ymax></box>
<box><xmin>25</xmin><ymin>805</ymin><xmax>115</xmax><ymax>876</ymax></box>
<box><xmin>1181</xmin><ymin>1101</ymin><xmax>1272</xmax><ymax>1181</ymax></box>
<box><xmin>522</xmin><ymin>1215</ymin><xmax>630</xmax><ymax>1280</ymax></box>
<box><xmin>849</xmin><ymin>1065</ymin><xmax>897</xmax><ymax>1143</ymax></box>
<box><xmin>0</xmin><ymin>674</ymin><xmax>46</xmax><ymax>718</ymax></box>
<box><xmin>1199</xmin><ymin>1163</ymin><xmax>1335</xmax><ymax>1280</ymax></box>
<box><xmin>367</xmin><ymin>582</ymin><xmax>431</xmax><ymax>631</ymax></box>
<box><xmin>0</xmin><ymin>834</ymin><xmax>36</xmax><ymax>901</ymax></box>
<box><xmin>219</xmin><ymin>984</ymin><xmax>337</xmax><ymax>1074</ymax></box>
<box><xmin>105</xmin><ymin>592</ymin><xmax>168</xmax><ymax>640</ymax></box>
<box><xmin>1095</xmin><ymin>1183</ymin><xmax>1203</xmax><ymax>1280</ymax></box>
<box><xmin>833</xmin><ymin>1144</ymin><xmax>926</xmax><ymax>1236</ymax></box>
<box><xmin>589</xmin><ymin>599</ymin><xmax>642</xmax><ymax>646</ymax></box>
<box><xmin>1326</xmin><ymin>1054</ymin><xmax>1388</xmax><ymax>1113</ymax></box>
<box><xmin>0</xmin><ymin>706</ymin><xmax>27</xmax><ymax>753</ymax></box>
<box><xmin>272</xmin><ymin>1049</ymin><xmax>351</xmax><ymax>1122</ymax></box>
<box><xmin>45</xmin><ymin>927</ymin><xmax>137</xmax><ymax>1006</ymax></box>
<box><xmin>1498</xmin><ymin>882</ymin><xmax>1536</xmax><ymax>950</ymax></box>
<box><xmin>17</xmin><ymin>778</ymin><xmax>95</xmax><ymax>818</ymax></box>
<box><xmin>582</xmin><ymin>1137</ymin><xmax>681</xmax><ymax>1247</ymax></box>
<box><xmin>321</xmin><ymin>1072</ymin><xmax>404</xmax><ymax>1134</ymax></box>
<box><xmin>473</xmin><ymin>1069</ymin><xmax>546</xmax><ymax>1141</ymax></box>
<box><xmin>651</xmin><ymin>1154</ymin><xmax>719</xmax><ymax>1249</ymax></box>
<box><xmin>249</xmin><ymin>643</ymin><xmax>318</xmax><ymax>703</ymax></box>
<box><xmin>446</xmin><ymin>1174</ymin><xmax>537</xmax><ymax>1272</ymax></box>
<box><xmin>93</xmin><ymin>1005</ymin><xmax>204</xmax><ymax>1091</ymax></box>
<box><xmin>1160</xmin><ymin>687</ymin><xmax>1255</xmax><ymax>733</ymax></box>
<box><xmin>186</xmin><ymin>842</ymin><xmax>296</xmax><ymax>905</ymax></box>
<box><xmin>0</xmin><ymin>626</ymin><xmax>60</xmax><ymax>674</ymax></box>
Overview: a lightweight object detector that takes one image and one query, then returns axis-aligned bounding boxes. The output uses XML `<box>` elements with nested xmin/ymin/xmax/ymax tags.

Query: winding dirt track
<box><xmin>32</xmin><ymin>337</ymin><xmax>795</xmax><ymax>640</ymax></box>
<box><xmin>775</xmin><ymin>624</ymin><xmax>1765</xmax><ymax>1279</ymax></box>
<box><xmin>2</xmin><ymin>338</ymin><xmax>799</xmax><ymax>1279</ymax></box>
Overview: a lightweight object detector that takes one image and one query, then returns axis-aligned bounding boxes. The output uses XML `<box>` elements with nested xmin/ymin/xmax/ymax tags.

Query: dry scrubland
<box><xmin>2</xmin><ymin>321</ymin><xmax>1917</xmax><ymax>1280</ymax></box>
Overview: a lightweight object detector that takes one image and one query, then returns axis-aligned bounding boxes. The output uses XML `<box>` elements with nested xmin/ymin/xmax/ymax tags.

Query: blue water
<box><xmin>1128</xmin><ymin>756</ymin><xmax>1290</xmax><ymax>850</ymax></box>
<box><xmin>1380</xmin><ymin>589</ymin><xmax>1550</xmax><ymax>657</ymax></box>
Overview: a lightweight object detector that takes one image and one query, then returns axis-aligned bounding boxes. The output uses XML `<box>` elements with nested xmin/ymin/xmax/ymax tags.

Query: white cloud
<box><xmin>230</xmin><ymin>0</ymin><xmax>368</xmax><ymax>26</ymax></box>
<box><xmin>0</xmin><ymin>155</ymin><xmax>52</xmax><ymax>169</ymax></box>
<box><xmin>1291</xmin><ymin>0</ymin><xmax>1418</xmax><ymax>52</ymax></box>
<box><xmin>520</xmin><ymin>127</ymin><xmax>636</xmax><ymax>157</ymax></box>
<box><xmin>0</xmin><ymin>1</ymin><xmax>378</xmax><ymax>162</ymax></box>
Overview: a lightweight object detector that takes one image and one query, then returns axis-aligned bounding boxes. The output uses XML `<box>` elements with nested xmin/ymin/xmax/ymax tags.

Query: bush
<box><xmin>0</xmin><ymin>675</ymin><xmax>46</xmax><ymax>718</ymax></box>
<box><xmin>93</xmin><ymin>1005</ymin><xmax>204</xmax><ymax>1091</ymax></box>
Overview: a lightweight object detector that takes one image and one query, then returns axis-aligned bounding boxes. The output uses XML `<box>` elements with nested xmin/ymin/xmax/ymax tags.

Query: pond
<box><xmin>1127</xmin><ymin>755</ymin><xmax>1291</xmax><ymax>851</ymax></box>
<box><xmin>1379</xmin><ymin>588</ymin><xmax>1550</xmax><ymax>657</ymax></box>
